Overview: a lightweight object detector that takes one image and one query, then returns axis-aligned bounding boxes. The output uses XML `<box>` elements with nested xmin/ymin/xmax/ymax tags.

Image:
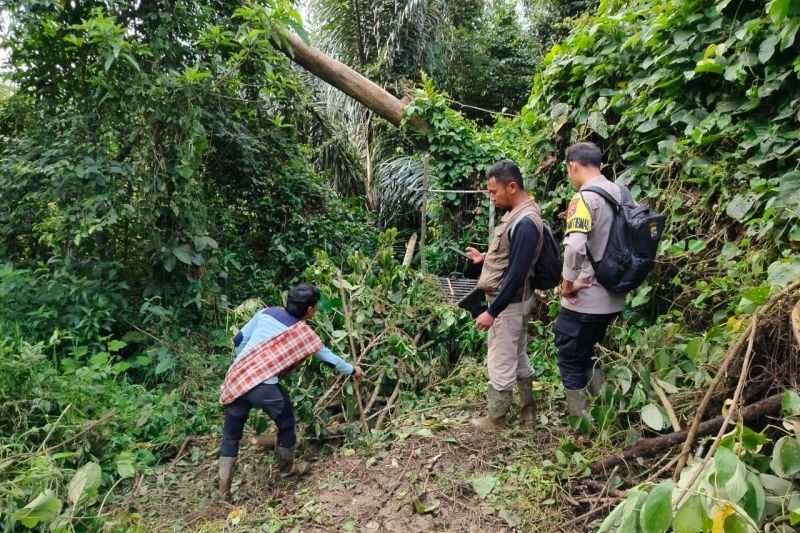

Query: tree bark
<box><xmin>590</xmin><ymin>393</ymin><xmax>784</xmax><ymax>475</ymax></box>
<box><xmin>279</xmin><ymin>31</ymin><xmax>427</xmax><ymax>131</ymax></box>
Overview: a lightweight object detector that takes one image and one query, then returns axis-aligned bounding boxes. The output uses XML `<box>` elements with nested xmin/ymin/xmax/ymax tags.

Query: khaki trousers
<box><xmin>487</xmin><ymin>295</ymin><xmax>535</xmax><ymax>391</ymax></box>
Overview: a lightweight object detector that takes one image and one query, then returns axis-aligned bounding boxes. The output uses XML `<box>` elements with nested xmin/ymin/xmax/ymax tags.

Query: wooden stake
<box><xmin>402</xmin><ymin>233</ymin><xmax>418</xmax><ymax>267</ymax></box>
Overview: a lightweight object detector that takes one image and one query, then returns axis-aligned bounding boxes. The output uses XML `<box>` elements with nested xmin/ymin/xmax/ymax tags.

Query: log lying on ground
<box><xmin>590</xmin><ymin>393</ymin><xmax>783</xmax><ymax>475</ymax></box>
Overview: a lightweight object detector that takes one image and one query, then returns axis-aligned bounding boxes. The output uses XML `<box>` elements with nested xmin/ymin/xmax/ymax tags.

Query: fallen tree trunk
<box><xmin>279</xmin><ymin>31</ymin><xmax>426</xmax><ymax>131</ymax></box>
<box><xmin>590</xmin><ymin>393</ymin><xmax>783</xmax><ymax>475</ymax></box>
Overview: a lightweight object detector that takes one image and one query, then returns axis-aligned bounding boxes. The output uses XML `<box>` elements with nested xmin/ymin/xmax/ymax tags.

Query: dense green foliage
<box><xmin>0</xmin><ymin>0</ymin><xmax>370</xmax><ymax>309</ymax></box>
<box><xmin>599</xmin><ymin>393</ymin><xmax>800</xmax><ymax>532</ymax></box>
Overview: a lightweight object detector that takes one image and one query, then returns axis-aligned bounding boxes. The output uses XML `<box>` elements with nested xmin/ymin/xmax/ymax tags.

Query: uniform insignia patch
<box><xmin>566</xmin><ymin>194</ymin><xmax>592</xmax><ymax>234</ymax></box>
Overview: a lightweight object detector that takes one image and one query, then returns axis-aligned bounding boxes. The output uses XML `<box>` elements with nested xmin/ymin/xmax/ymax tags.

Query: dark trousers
<box><xmin>553</xmin><ymin>308</ymin><xmax>617</xmax><ymax>390</ymax></box>
<box><xmin>219</xmin><ymin>383</ymin><xmax>296</xmax><ymax>458</ymax></box>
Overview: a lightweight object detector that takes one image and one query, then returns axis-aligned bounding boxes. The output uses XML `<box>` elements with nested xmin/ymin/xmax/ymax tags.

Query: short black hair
<box><xmin>487</xmin><ymin>159</ymin><xmax>523</xmax><ymax>188</ymax></box>
<box><xmin>286</xmin><ymin>283</ymin><xmax>321</xmax><ymax>318</ymax></box>
<box><xmin>565</xmin><ymin>142</ymin><xmax>602</xmax><ymax>167</ymax></box>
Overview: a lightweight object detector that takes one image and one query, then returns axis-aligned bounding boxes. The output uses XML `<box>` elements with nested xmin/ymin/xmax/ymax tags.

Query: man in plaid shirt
<box><xmin>218</xmin><ymin>284</ymin><xmax>362</xmax><ymax>502</ymax></box>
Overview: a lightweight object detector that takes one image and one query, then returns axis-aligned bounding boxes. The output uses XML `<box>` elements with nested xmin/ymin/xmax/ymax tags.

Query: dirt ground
<box><xmin>115</xmin><ymin>403</ymin><xmax>590</xmax><ymax>532</ymax></box>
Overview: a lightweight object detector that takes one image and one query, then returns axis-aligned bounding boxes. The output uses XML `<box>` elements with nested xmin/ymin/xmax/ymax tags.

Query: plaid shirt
<box><xmin>219</xmin><ymin>321</ymin><xmax>323</xmax><ymax>405</ymax></box>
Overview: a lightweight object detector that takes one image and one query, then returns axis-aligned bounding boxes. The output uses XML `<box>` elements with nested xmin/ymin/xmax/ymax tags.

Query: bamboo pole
<box><xmin>419</xmin><ymin>154</ymin><xmax>429</xmax><ymax>273</ymax></box>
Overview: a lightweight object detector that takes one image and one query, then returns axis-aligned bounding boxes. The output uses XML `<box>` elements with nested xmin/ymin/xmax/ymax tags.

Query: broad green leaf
<box><xmin>782</xmin><ymin>390</ymin><xmax>800</xmax><ymax>416</ymax></box>
<box><xmin>757</xmin><ymin>473</ymin><xmax>792</xmax><ymax>496</ymax></box>
<box><xmin>472</xmin><ymin>475</ymin><xmax>497</xmax><ymax>499</ymax></box>
<box><xmin>673</xmin><ymin>495</ymin><xmax>706</xmax><ymax>533</ymax></box>
<box><xmin>780</xmin><ymin>17</ymin><xmax>800</xmax><ymax>49</ymax></box>
<box><xmin>776</xmin><ymin>171</ymin><xmax>800</xmax><ymax>210</ymax></box>
<box><xmin>17</xmin><ymin>490</ymin><xmax>62</xmax><ymax>528</ymax></box>
<box><xmin>599</xmin><ymin>489</ymin><xmax>647</xmax><ymax>532</ymax></box>
<box><xmin>68</xmin><ymin>461</ymin><xmax>102</xmax><ymax>508</ymax></box>
<box><xmin>715</xmin><ymin>446</ymin><xmax>739</xmax><ymax>484</ymax></box>
<box><xmin>768</xmin><ymin>0</ymin><xmax>791</xmax><ymax>24</ymax></box>
<box><xmin>639</xmin><ymin>481</ymin><xmax>673</xmax><ymax>533</ymax></box>
<box><xmin>154</xmin><ymin>353</ymin><xmax>175</xmax><ymax>375</ymax></box>
<box><xmin>790</xmin><ymin>507</ymin><xmax>800</xmax><ymax>526</ymax></box>
<box><xmin>172</xmin><ymin>244</ymin><xmax>194</xmax><ymax>265</ymax></box>
<box><xmin>176</xmin><ymin>165</ymin><xmax>194</xmax><ymax>178</ymax></box>
<box><xmin>771</xmin><ymin>436</ymin><xmax>800</xmax><ymax>478</ymax></box>
<box><xmin>641</xmin><ymin>404</ymin><xmax>664</xmax><ymax>431</ymax></box>
<box><xmin>685</xmin><ymin>337</ymin><xmax>704</xmax><ymax>361</ymax></box>
<box><xmin>759</xmin><ymin>35</ymin><xmax>779</xmax><ymax>63</ymax></box>
<box><xmin>637</xmin><ymin>118</ymin><xmax>659</xmax><ymax>133</ymax></box>
<box><xmin>587</xmin><ymin>111</ymin><xmax>609</xmax><ymax>138</ymax></box>
<box><xmin>193</xmin><ymin>235</ymin><xmax>218</xmax><ymax>250</ymax></box>
<box><xmin>726</xmin><ymin>193</ymin><xmax>759</xmax><ymax>222</ymax></box>
<box><xmin>741</xmin><ymin>286</ymin><xmax>770</xmax><ymax>305</ymax></box>
<box><xmin>612</xmin><ymin>366</ymin><xmax>633</xmax><ymax>394</ymax></box>
<box><xmin>550</xmin><ymin>102</ymin><xmax>570</xmax><ymax>119</ymax></box>
<box><xmin>767</xmin><ymin>257</ymin><xmax>800</xmax><ymax>287</ymax></box>
<box><xmin>116</xmin><ymin>452</ymin><xmax>136</xmax><ymax>478</ymax></box>
<box><xmin>688</xmin><ymin>240</ymin><xmax>707</xmax><ymax>254</ymax></box>
<box><xmin>740</xmin><ymin>471</ymin><xmax>765</xmax><ymax>523</ymax></box>
<box><xmin>108</xmin><ymin>340</ymin><xmax>127</xmax><ymax>353</ymax></box>
<box><xmin>695</xmin><ymin>59</ymin><xmax>725</xmax><ymax>75</ymax></box>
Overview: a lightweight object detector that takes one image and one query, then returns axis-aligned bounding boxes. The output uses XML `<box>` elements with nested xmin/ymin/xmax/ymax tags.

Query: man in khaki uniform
<box><xmin>556</xmin><ymin>142</ymin><xmax>626</xmax><ymax>415</ymax></box>
<box><xmin>465</xmin><ymin>160</ymin><xmax>543</xmax><ymax>431</ymax></box>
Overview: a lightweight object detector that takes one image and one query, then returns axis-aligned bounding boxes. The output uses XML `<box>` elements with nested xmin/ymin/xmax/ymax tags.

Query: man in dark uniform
<box><xmin>555</xmin><ymin>142</ymin><xmax>626</xmax><ymax>415</ymax></box>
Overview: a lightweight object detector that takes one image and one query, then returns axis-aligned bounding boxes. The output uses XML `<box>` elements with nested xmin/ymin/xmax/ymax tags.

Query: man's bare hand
<box><xmin>465</xmin><ymin>247</ymin><xmax>484</xmax><ymax>265</ymax></box>
<box><xmin>352</xmin><ymin>365</ymin><xmax>363</xmax><ymax>380</ymax></box>
<box><xmin>475</xmin><ymin>311</ymin><xmax>495</xmax><ymax>331</ymax></box>
<box><xmin>561</xmin><ymin>279</ymin><xmax>592</xmax><ymax>304</ymax></box>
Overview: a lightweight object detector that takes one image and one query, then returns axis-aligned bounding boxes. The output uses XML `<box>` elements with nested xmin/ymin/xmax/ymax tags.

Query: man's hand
<box><xmin>475</xmin><ymin>311</ymin><xmax>495</xmax><ymax>331</ymax></box>
<box><xmin>561</xmin><ymin>279</ymin><xmax>592</xmax><ymax>304</ymax></box>
<box><xmin>465</xmin><ymin>247</ymin><xmax>484</xmax><ymax>265</ymax></box>
<box><xmin>352</xmin><ymin>365</ymin><xmax>363</xmax><ymax>380</ymax></box>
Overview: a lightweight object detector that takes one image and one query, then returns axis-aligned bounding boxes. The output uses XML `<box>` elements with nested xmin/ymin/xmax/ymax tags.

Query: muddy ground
<box><xmin>114</xmin><ymin>400</ymin><xmax>598</xmax><ymax>532</ymax></box>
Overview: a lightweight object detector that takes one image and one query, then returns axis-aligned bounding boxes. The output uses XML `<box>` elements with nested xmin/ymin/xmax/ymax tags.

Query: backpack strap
<box><xmin>510</xmin><ymin>208</ymin><xmax>544</xmax><ymax>263</ymax></box>
<box><xmin>583</xmin><ymin>185</ymin><xmax>632</xmax><ymax>206</ymax></box>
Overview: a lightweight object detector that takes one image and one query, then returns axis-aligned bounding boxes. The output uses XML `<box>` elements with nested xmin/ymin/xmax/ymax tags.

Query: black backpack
<box><xmin>582</xmin><ymin>185</ymin><xmax>665</xmax><ymax>293</ymax></box>
<box><xmin>512</xmin><ymin>213</ymin><xmax>562</xmax><ymax>290</ymax></box>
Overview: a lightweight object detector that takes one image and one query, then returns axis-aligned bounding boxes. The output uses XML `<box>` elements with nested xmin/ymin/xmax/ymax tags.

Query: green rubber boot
<box><xmin>470</xmin><ymin>385</ymin><xmax>513</xmax><ymax>431</ymax></box>
<box><xmin>585</xmin><ymin>367</ymin><xmax>606</xmax><ymax>397</ymax></box>
<box><xmin>276</xmin><ymin>446</ymin><xmax>308</xmax><ymax>477</ymax></box>
<box><xmin>564</xmin><ymin>388</ymin><xmax>589</xmax><ymax>417</ymax></box>
<box><xmin>218</xmin><ymin>456</ymin><xmax>237</xmax><ymax>502</ymax></box>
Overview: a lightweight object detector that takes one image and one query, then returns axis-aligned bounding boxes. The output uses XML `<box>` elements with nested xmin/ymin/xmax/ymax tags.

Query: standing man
<box><xmin>555</xmin><ymin>142</ymin><xmax>626</xmax><ymax>416</ymax></box>
<box><xmin>217</xmin><ymin>283</ymin><xmax>362</xmax><ymax>502</ymax></box>
<box><xmin>465</xmin><ymin>160</ymin><xmax>542</xmax><ymax>431</ymax></box>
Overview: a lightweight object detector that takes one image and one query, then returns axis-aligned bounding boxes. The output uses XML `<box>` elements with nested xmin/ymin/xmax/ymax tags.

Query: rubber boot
<box><xmin>585</xmin><ymin>367</ymin><xmax>606</xmax><ymax>397</ymax></box>
<box><xmin>276</xmin><ymin>446</ymin><xmax>308</xmax><ymax>478</ymax></box>
<box><xmin>564</xmin><ymin>388</ymin><xmax>589</xmax><ymax>417</ymax></box>
<box><xmin>470</xmin><ymin>385</ymin><xmax>513</xmax><ymax>432</ymax></box>
<box><xmin>517</xmin><ymin>376</ymin><xmax>537</xmax><ymax>428</ymax></box>
<box><xmin>218</xmin><ymin>456</ymin><xmax>237</xmax><ymax>502</ymax></box>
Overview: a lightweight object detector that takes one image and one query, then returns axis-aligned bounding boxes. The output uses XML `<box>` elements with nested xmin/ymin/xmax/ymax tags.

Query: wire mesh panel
<box><xmin>437</xmin><ymin>277</ymin><xmax>483</xmax><ymax>317</ymax></box>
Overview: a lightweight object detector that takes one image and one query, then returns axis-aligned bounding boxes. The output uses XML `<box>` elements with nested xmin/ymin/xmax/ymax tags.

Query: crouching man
<box><xmin>218</xmin><ymin>283</ymin><xmax>362</xmax><ymax>502</ymax></box>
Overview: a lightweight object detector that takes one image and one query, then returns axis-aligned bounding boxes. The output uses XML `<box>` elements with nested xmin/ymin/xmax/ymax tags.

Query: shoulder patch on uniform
<box><xmin>565</xmin><ymin>194</ymin><xmax>592</xmax><ymax>234</ymax></box>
